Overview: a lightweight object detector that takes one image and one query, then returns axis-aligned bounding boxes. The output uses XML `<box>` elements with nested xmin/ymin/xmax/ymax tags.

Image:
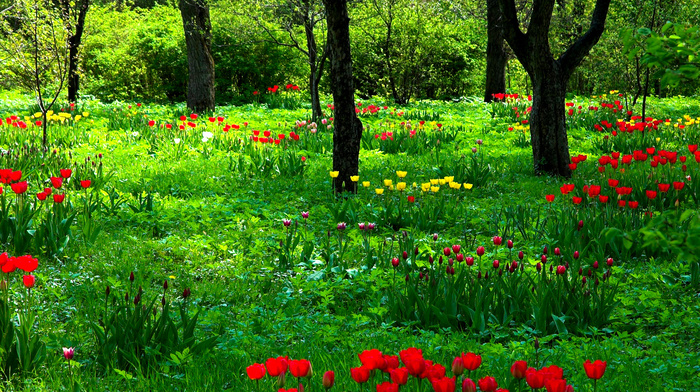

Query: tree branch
<box><xmin>558</xmin><ymin>0</ymin><xmax>612</xmax><ymax>76</ymax></box>
<box><xmin>529</xmin><ymin>0</ymin><xmax>555</xmax><ymax>40</ymax></box>
<box><xmin>495</xmin><ymin>0</ymin><xmax>530</xmax><ymax>69</ymax></box>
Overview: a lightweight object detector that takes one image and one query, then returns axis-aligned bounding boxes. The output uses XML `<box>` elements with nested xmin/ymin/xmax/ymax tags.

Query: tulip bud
<box><xmin>536</xmin><ymin>263</ymin><xmax>542</xmax><ymax>272</ymax></box>
<box><xmin>429</xmin><ymin>256</ymin><xmax>434</xmax><ymax>264</ymax></box>
<box><xmin>543</xmin><ymin>246</ymin><xmax>548</xmax><ymax>254</ymax></box>
<box><xmin>134</xmin><ymin>294</ymin><xmax>140</xmax><ymax>305</ymax></box>
<box><xmin>582</xmin><ymin>276</ymin><xmax>587</xmax><ymax>284</ymax></box>
<box><xmin>183</xmin><ymin>288</ymin><xmax>191</xmax><ymax>298</ymax></box>
<box><xmin>518</xmin><ymin>250</ymin><xmax>524</xmax><ymax>260</ymax></box>
<box><xmin>277</xmin><ymin>372</ymin><xmax>286</xmax><ymax>388</ymax></box>
<box><xmin>415</xmin><ymin>247</ymin><xmax>419</xmax><ymax>255</ymax></box>
<box><xmin>433</xmin><ymin>233</ymin><xmax>438</xmax><ymax>241</ymax></box>
<box><xmin>593</xmin><ymin>261</ymin><xmax>599</xmax><ymax>269</ymax></box>
<box><xmin>466</xmin><ymin>256</ymin><xmax>474</xmax><ymax>266</ymax></box>
<box><xmin>0</xmin><ymin>280</ymin><xmax>7</xmax><ymax>291</ymax></box>
<box><xmin>477</xmin><ymin>271</ymin><xmax>482</xmax><ymax>279</ymax></box>
<box><xmin>452</xmin><ymin>357</ymin><xmax>464</xmax><ymax>376</ymax></box>
<box><xmin>595</xmin><ymin>278</ymin><xmax>600</xmax><ymax>286</ymax></box>
<box><xmin>129</xmin><ymin>271</ymin><xmax>135</xmax><ymax>282</ymax></box>
<box><xmin>493</xmin><ymin>260</ymin><xmax>499</xmax><ymax>269</ymax></box>
<box><xmin>507</xmin><ymin>239</ymin><xmax>513</xmax><ymax>249</ymax></box>
<box><xmin>606</xmin><ymin>257</ymin><xmax>613</xmax><ymax>267</ymax></box>
<box><xmin>448</xmin><ymin>258</ymin><xmax>454</xmax><ymax>266</ymax></box>
<box><xmin>163</xmin><ymin>280</ymin><xmax>168</xmax><ymax>291</ymax></box>
<box><xmin>573</xmin><ymin>251</ymin><xmax>580</xmax><ymax>259</ymax></box>
<box><xmin>322</xmin><ymin>370</ymin><xmax>335</xmax><ymax>389</ymax></box>
<box><xmin>419</xmin><ymin>272</ymin><xmax>424</xmax><ymax>279</ymax></box>
<box><xmin>456</xmin><ymin>253</ymin><xmax>464</xmax><ymax>262</ymax></box>
<box><xmin>541</xmin><ymin>254</ymin><xmax>547</xmax><ymax>264</ymax></box>
<box><xmin>462</xmin><ymin>378</ymin><xmax>477</xmax><ymax>392</ymax></box>
<box><xmin>578</xmin><ymin>220</ymin><xmax>584</xmax><ymax>230</ymax></box>
<box><xmin>405</xmin><ymin>274</ymin><xmax>410</xmax><ymax>282</ymax></box>
<box><xmin>402</xmin><ymin>251</ymin><xmax>408</xmax><ymax>260</ymax></box>
<box><xmin>550</xmin><ymin>265</ymin><xmax>554</xmax><ymax>273</ymax></box>
<box><xmin>439</xmin><ymin>256</ymin><xmax>443</xmax><ymax>265</ymax></box>
<box><xmin>477</xmin><ymin>246</ymin><xmax>485</xmax><ymax>256</ymax></box>
<box><xmin>443</xmin><ymin>247</ymin><xmax>451</xmax><ymax>256</ymax></box>
<box><xmin>125</xmin><ymin>293</ymin><xmax>129</xmax><ymax>302</ymax></box>
<box><xmin>554</xmin><ymin>247</ymin><xmax>561</xmax><ymax>256</ymax></box>
<box><xmin>579</xmin><ymin>267</ymin><xmax>583</xmax><ymax>275</ymax></box>
<box><xmin>556</xmin><ymin>265</ymin><xmax>566</xmax><ymax>275</ymax></box>
<box><xmin>392</xmin><ymin>257</ymin><xmax>400</xmax><ymax>268</ymax></box>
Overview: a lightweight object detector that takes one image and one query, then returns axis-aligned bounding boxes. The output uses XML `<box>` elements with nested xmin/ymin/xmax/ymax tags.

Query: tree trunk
<box><xmin>179</xmin><ymin>0</ymin><xmax>215</xmax><ymax>113</ymax></box>
<box><xmin>484</xmin><ymin>0</ymin><xmax>507</xmax><ymax>103</ymax></box>
<box><xmin>63</xmin><ymin>0</ymin><xmax>90</xmax><ymax>103</ymax></box>
<box><xmin>323</xmin><ymin>0</ymin><xmax>362</xmax><ymax>194</ymax></box>
<box><xmin>530</xmin><ymin>63</ymin><xmax>571</xmax><ymax>176</ymax></box>
<box><xmin>305</xmin><ymin>20</ymin><xmax>323</xmax><ymax>120</ymax></box>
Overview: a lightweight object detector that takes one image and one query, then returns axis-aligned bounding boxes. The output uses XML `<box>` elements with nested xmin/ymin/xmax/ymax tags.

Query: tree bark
<box><xmin>323</xmin><ymin>0</ymin><xmax>363</xmax><ymax>194</ymax></box>
<box><xmin>484</xmin><ymin>0</ymin><xmax>507</xmax><ymax>103</ymax></box>
<box><xmin>67</xmin><ymin>0</ymin><xmax>90</xmax><ymax>103</ymax></box>
<box><xmin>179</xmin><ymin>0</ymin><xmax>215</xmax><ymax>113</ymax></box>
<box><xmin>496</xmin><ymin>0</ymin><xmax>612</xmax><ymax>177</ymax></box>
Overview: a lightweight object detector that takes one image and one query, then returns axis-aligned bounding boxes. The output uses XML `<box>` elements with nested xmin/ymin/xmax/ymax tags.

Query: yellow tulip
<box><xmin>430</xmin><ymin>179</ymin><xmax>439</xmax><ymax>185</ymax></box>
<box><xmin>384</xmin><ymin>179</ymin><xmax>393</xmax><ymax>187</ymax></box>
<box><xmin>396</xmin><ymin>171</ymin><xmax>407</xmax><ymax>178</ymax></box>
<box><xmin>451</xmin><ymin>182</ymin><xmax>462</xmax><ymax>189</ymax></box>
<box><xmin>464</xmin><ymin>183</ymin><xmax>473</xmax><ymax>190</ymax></box>
<box><xmin>438</xmin><ymin>179</ymin><xmax>446</xmax><ymax>185</ymax></box>
<box><xmin>431</xmin><ymin>186</ymin><xmax>440</xmax><ymax>193</ymax></box>
<box><xmin>34</xmin><ymin>112</ymin><xmax>42</xmax><ymax>118</ymax></box>
<box><xmin>362</xmin><ymin>181</ymin><xmax>370</xmax><ymax>187</ymax></box>
<box><xmin>82</xmin><ymin>112</ymin><xmax>89</xmax><ymax>117</ymax></box>
<box><xmin>350</xmin><ymin>176</ymin><xmax>359</xmax><ymax>182</ymax></box>
<box><xmin>397</xmin><ymin>182</ymin><xmax>406</xmax><ymax>191</ymax></box>
<box><xmin>444</xmin><ymin>176</ymin><xmax>454</xmax><ymax>183</ymax></box>
<box><xmin>46</xmin><ymin>110</ymin><xmax>54</xmax><ymax>116</ymax></box>
<box><xmin>375</xmin><ymin>188</ymin><xmax>384</xmax><ymax>195</ymax></box>
<box><xmin>75</xmin><ymin>115</ymin><xmax>82</xmax><ymax>121</ymax></box>
<box><xmin>330</xmin><ymin>171</ymin><xmax>339</xmax><ymax>178</ymax></box>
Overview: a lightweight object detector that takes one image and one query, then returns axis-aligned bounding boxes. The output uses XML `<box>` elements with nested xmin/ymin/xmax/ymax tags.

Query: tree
<box><xmin>179</xmin><ymin>0</ymin><xmax>215</xmax><ymax>112</ymax></box>
<box><xmin>56</xmin><ymin>0</ymin><xmax>90</xmax><ymax>103</ymax></box>
<box><xmin>496</xmin><ymin>0</ymin><xmax>612</xmax><ymax>177</ymax></box>
<box><xmin>323</xmin><ymin>0</ymin><xmax>362</xmax><ymax>194</ymax></box>
<box><xmin>484</xmin><ymin>0</ymin><xmax>507</xmax><ymax>102</ymax></box>
<box><xmin>0</xmin><ymin>0</ymin><xmax>69</xmax><ymax>148</ymax></box>
<box><xmin>245</xmin><ymin>0</ymin><xmax>328</xmax><ymax>120</ymax></box>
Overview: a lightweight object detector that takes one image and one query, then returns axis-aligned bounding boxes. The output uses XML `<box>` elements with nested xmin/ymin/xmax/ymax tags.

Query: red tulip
<box><xmin>545</xmin><ymin>378</ymin><xmax>567</xmax><ymax>392</ymax></box>
<box><xmin>148</xmin><ymin>120</ymin><xmax>155</xmax><ymax>127</ymax></box>
<box><xmin>673</xmin><ymin>181</ymin><xmax>685</xmax><ymax>190</ymax></box>
<box><xmin>629</xmin><ymin>201</ymin><xmax>639</xmax><ymax>209</ymax></box>
<box><xmin>492</xmin><ymin>236</ymin><xmax>502</xmax><ymax>246</ymax></box>
<box><xmin>408</xmin><ymin>196</ymin><xmax>415</xmax><ymax>203</ymax></box>
<box><xmin>477</xmin><ymin>376</ymin><xmax>498</xmax><ymax>392</ymax></box>
<box><xmin>658</xmin><ymin>183</ymin><xmax>670</xmax><ymax>192</ymax></box>
<box><xmin>377</xmin><ymin>382</ymin><xmax>399</xmax><ymax>392</ymax></box>
<box><xmin>493</xmin><ymin>260</ymin><xmax>500</xmax><ymax>269</ymax></box>
<box><xmin>23</xmin><ymin>274</ymin><xmax>35</xmax><ymax>288</ymax></box>
<box><xmin>583</xmin><ymin>360</ymin><xmax>606</xmax><ymax>380</ymax></box>
<box><xmin>11</xmin><ymin>181</ymin><xmax>28</xmax><ymax>194</ymax></box>
<box><xmin>266</xmin><ymin>357</ymin><xmax>288</xmax><ymax>377</ymax></box>
<box><xmin>526</xmin><ymin>368</ymin><xmax>545</xmax><ymax>389</ymax></box>
<box><xmin>37</xmin><ymin>192</ymin><xmax>47</xmax><ymax>201</ymax></box>
<box><xmin>462</xmin><ymin>378</ymin><xmax>476</xmax><ymax>392</ymax></box>
<box><xmin>476</xmin><ymin>246</ymin><xmax>485</xmax><ymax>256</ymax></box>
<box><xmin>81</xmin><ymin>180</ymin><xmax>91</xmax><ymax>188</ymax></box>
<box><xmin>511</xmin><ymin>361</ymin><xmax>527</xmax><ymax>379</ymax></box>
<box><xmin>452</xmin><ymin>357</ymin><xmax>464</xmax><ymax>376</ymax></box>
<box><xmin>50</xmin><ymin>176</ymin><xmax>63</xmax><ymax>189</ymax></box>
<box><xmin>461</xmin><ymin>353</ymin><xmax>481</xmax><ymax>371</ymax></box>
<box><xmin>452</xmin><ymin>244</ymin><xmax>461</xmax><ymax>254</ymax></box>
<box><xmin>359</xmin><ymin>349</ymin><xmax>384</xmax><ymax>370</ymax></box>
<box><xmin>545</xmin><ymin>194</ymin><xmax>555</xmax><ymax>202</ymax></box>
<box><xmin>390</xmin><ymin>367</ymin><xmax>408</xmax><ymax>385</ymax></box>
<box><xmin>432</xmin><ymin>377</ymin><xmax>456</xmax><ymax>392</ymax></box>
<box><xmin>443</xmin><ymin>247</ymin><xmax>451</xmax><ymax>256</ymax></box>
<box><xmin>351</xmin><ymin>366</ymin><xmax>370</xmax><ymax>383</ymax></box>
<box><xmin>53</xmin><ymin>194</ymin><xmax>65</xmax><ymax>203</ymax></box>
<box><xmin>60</xmin><ymin>169</ymin><xmax>72</xmax><ymax>179</ymax></box>
<box><xmin>322</xmin><ymin>370</ymin><xmax>334</xmax><ymax>389</ymax></box>
<box><xmin>246</xmin><ymin>363</ymin><xmax>266</xmax><ymax>380</ymax></box>
<box><xmin>646</xmin><ymin>190</ymin><xmax>657</xmax><ymax>200</ymax></box>
<box><xmin>289</xmin><ymin>359</ymin><xmax>311</xmax><ymax>378</ymax></box>
<box><xmin>572</xmin><ymin>197</ymin><xmax>582</xmax><ymax>204</ymax></box>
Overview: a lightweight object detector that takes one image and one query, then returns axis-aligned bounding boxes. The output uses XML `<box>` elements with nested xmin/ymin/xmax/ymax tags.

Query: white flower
<box><xmin>202</xmin><ymin>131</ymin><xmax>213</xmax><ymax>143</ymax></box>
<box><xmin>131</xmin><ymin>132</ymin><xmax>139</xmax><ymax>137</ymax></box>
<box><xmin>174</xmin><ymin>138</ymin><xmax>181</xmax><ymax>144</ymax></box>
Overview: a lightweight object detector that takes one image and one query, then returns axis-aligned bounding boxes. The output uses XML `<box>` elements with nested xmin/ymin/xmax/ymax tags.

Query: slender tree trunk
<box><xmin>305</xmin><ymin>20</ymin><xmax>323</xmax><ymax>120</ymax></box>
<box><xmin>530</xmin><ymin>63</ymin><xmax>571</xmax><ymax>176</ymax></box>
<box><xmin>179</xmin><ymin>0</ymin><xmax>215</xmax><ymax>112</ymax></box>
<box><xmin>66</xmin><ymin>0</ymin><xmax>90</xmax><ymax>102</ymax></box>
<box><xmin>323</xmin><ymin>0</ymin><xmax>362</xmax><ymax>194</ymax></box>
<box><xmin>484</xmin><ymin>0</ymin><xmax>507</xmax><ymax>102</ymax></box>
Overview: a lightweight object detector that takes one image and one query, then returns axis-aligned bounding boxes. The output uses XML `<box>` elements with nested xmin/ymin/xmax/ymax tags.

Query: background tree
<box><xmin>55</xmin><ymin>0</ymin><xmax>90</xmax><ymax>102</ymax></box>
<box><xmin>241</xmin><ymin>0</ymin><xmax>328</xmax><ymax>120</ymax></box>
<box><xmin>484</xmin><ymin>0</ymin><xmax>507</xmax><ymax>102</ymax></box>
<box><xmin>323</xmin><ymin>0</ymin><xmax>362</xmax><ymax>194</ymax></box>
<box><xmin>179</xmin><ymin>0</ymin><xmax>215</xmax><ymax>112</ymax></box>
<box><xmin>496</xmin><ymin>0</ymin><xmax>612</xmax><ymax>177</ymax></box>
<box><xmin>0</xmin><ymin>0</ymin><xmax>69</xmax><ymax>148</ymax></box>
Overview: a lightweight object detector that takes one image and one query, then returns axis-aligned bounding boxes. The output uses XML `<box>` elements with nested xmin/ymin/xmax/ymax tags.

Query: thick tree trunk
<box><xmin>309</xmin><ymin>65</ymin><xmax>323</xmax><ymax>120</ymax></box>
<box><xmin>304</xmin><ymin>20</ymin><xmax>324</xmax><ymax>120</ymax></box>
<box><xmin>323</xmin><ymin>0</ymin><xmax>362</xmax><ymax>194</ymax></box>
<box><xmin>484</xmin><ymin>0</ymin><xmax>507</xmax><ymax>103</ymax></box>
<box><xmin>530</xmin><ymin>63</ymin><xmax>571</xmax><ymax>177</ymax></box>
<box><xmin>179</xmin><ymin>0</ymin><xmax>215</xmax><ymax>113</ymax></box>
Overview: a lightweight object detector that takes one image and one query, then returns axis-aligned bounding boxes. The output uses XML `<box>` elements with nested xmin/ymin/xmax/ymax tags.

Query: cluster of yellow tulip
<box><xmin>329</xmin><ymin>170</ymin><xmax>473</xmax><ymax>195</ymax></box>
<box><xmin>32</xmin><ymin>110</ymin><xmax>89</xmax><ymax>124</ymax></box>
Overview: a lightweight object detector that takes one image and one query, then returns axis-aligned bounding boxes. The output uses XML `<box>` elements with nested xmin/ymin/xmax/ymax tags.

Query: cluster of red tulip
<box><xmin>0</xmin><ymin>168</ymin><xmax>90</xmax><ymax>203</ymax></box>
<box><xmin>246</xmin><ymin>348</ymin><xmax>608</xmax><ymax>392</ymax></box>
<box><xmin>0</xmin><ymin>252</ymin><xmax>38</xmax><ymax>288</ymax></box>
<box><xmin>491</xmin><ymin>93</ymin><xmax>531</xmax><ymax>101</ymax></box>
<box><xmin>250</xmin><ymin>130</ymin><xmax>301</xmax><ymax>144</ymax></box>
<box><xmin>1</xmin><ymin>115</ymin><xmax>29</xmax><ymax>128</ymax></box>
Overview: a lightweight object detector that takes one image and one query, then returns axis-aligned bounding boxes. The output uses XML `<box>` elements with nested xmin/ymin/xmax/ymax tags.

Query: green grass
<box><xmin>0</xmin><ymin>92</ymin><xmax>699</xmax><ymax>391</ymax></box>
